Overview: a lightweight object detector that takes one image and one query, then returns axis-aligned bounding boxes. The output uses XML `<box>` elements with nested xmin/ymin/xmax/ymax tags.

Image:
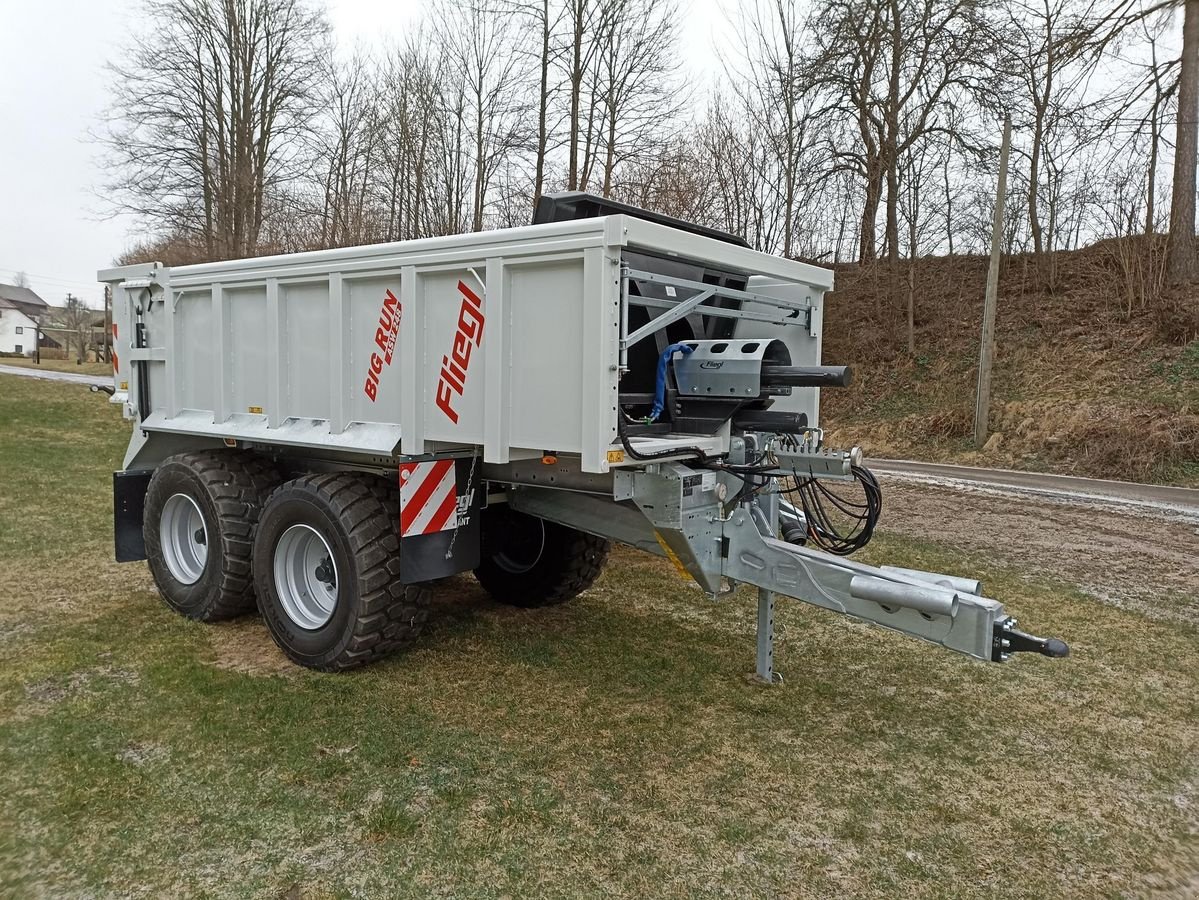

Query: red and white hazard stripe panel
<box><xmin>399</xmin><ymin>460</ymin><xmax>458</xmax><ymax>537</ymax></box>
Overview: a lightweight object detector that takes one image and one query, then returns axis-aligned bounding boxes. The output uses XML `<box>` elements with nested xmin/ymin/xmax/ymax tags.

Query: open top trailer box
<box><xmin>101</xmin><ymin>193</ymin><xmax>1067</xmax><ymax>677</ymax></box>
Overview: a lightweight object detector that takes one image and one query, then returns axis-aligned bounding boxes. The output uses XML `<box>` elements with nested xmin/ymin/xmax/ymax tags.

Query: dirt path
<box><xmin>877</xmin><ymin>477</ymin><xmax>1199</xmax><ymax>626</ymax></box>
<box><xmin>869</xmin><ymin>458</ymin><xmax>1199</xmax><ymax>512</ymax></box>
<box><xmin>0</xmin><ymin>364</ymin><xmax>111</xmax><ymax>388</ymax></box>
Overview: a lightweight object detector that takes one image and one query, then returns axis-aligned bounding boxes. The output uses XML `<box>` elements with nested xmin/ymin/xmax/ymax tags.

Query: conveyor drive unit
<box><xmin>100</xmin><ymin>193</ymin><xmax>1067</xmax><ymax>676</ymax></box>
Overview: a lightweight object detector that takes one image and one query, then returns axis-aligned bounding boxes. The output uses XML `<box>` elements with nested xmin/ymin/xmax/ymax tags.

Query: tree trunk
<box><xmin>534</xmin><ymin>0</ymin><xmax>550</xmax><ymax>205</ymax></box>
<box><xmin>1028</xmin><ymin>116</ymin><xmax>1044</xmax><ymax>260</ymax></box>
<box><xmin>1146</xmin><ymin>106</ymin><xmax>1159</xmax><ymax>236</ymax></box>
<box><xmin>567</xmin><ymin>2</ymin><xmax>584</xmax><ymax>191</ymax></box>
<box><xmin>859</xmin><ymin>167</ymin><xmax>882</xmax><ymax>264</ymax></box>
<box><xmin>886</xmin><ymin>155</ymin><xmax>900</xmax><ymax>313</ymax></box>
<box><xmin>1168</xmin><ymin>0</ymin><xmax>1199</xmax><ymax>284</ymax></box>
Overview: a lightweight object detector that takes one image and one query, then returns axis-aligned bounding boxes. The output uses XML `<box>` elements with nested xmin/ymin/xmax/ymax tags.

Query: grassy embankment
<box><xmin>821</xmin><ymin>242</ymin><xmax>1199</xmax><ymax>485</ymax></box>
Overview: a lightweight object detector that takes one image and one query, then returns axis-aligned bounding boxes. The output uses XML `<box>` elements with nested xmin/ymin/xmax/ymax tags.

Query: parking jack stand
<box><xmin>755</xmin><ymin>587</ymin><xmax>777</xmax><ymax>684</ymax></box>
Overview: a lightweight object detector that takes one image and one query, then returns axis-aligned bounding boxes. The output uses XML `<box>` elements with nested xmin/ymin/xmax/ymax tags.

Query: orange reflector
<box><xmin>541</xmin><ymin>455</ymin><xmax>557</xmax><ymax>465</ymax></box>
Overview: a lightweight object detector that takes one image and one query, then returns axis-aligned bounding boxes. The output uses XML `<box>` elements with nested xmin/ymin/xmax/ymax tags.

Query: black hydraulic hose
<box><xmin>617</xmin><ymin>418</ymin><xmax>709</xmax><ymax>464</ymax></box>
<box><xmin>134</xmin><ymin>314</ymin><xmax>150</xmax><ymax>422</ymax></box>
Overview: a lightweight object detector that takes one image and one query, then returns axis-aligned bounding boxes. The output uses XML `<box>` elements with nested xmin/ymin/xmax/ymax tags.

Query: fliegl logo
<box><xmin>435</xmin><ymin>280</ymin><xmax>485</xmax><ymax>424</ymax></box>
<box><xmin>364</xmin><ymin>289</ymin><xmax>402</xmax><ymax>402</ymax></box>
<box><xmin>454</xmin><ymin>484</ymin><xmax>476</xmax><ymax>528</ymax></box>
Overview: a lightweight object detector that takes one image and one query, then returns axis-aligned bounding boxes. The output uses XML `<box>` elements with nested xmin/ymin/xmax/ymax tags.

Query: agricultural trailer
<box><xmin>99</xmin><ymin>193</ymin><xmax>1068</xmax><ymax>678</ymax></box>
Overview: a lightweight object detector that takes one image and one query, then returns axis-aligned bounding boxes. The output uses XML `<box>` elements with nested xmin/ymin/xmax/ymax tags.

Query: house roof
<box><xmin>0</xmin><ymin>283</ymin><xmax>49</xmax><ymax>320</ymax></box>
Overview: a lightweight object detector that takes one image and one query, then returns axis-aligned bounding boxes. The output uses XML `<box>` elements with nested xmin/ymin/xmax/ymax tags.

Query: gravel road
<box><xmin>876</xmin><ymin>477</ymin><xmax>1199</xmax><ymax>626</ymax></box>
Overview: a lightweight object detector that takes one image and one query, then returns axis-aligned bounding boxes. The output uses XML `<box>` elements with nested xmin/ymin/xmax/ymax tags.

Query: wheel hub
<box><xmin>160</xmin><ymin>493</ymin><xmax>208</xmax><ymax>585</ymax></box>
<box><xmin>273</xmin><ymin>524</ymin><xmax>339</xmax><ymax>630</ymax></box>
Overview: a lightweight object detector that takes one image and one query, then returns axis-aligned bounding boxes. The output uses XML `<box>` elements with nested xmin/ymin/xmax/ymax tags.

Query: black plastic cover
<box><xmin>113</xmin><ymin>469</ymin><xmax>153</xmax><ymax>562</ymax></box>
<box><xmin>533</xmin><ymin>191</ymin><xmax>750</xmax><ymax>248</ymax></box>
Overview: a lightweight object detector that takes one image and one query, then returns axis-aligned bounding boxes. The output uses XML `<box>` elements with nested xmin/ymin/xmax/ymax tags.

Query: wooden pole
<box><xmin>974</xmin><ymin>114</ymin><xmax>1011</xmax><ymax>449</ymax></box>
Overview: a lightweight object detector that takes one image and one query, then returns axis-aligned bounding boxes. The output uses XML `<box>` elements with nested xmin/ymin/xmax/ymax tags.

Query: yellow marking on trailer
<box><xmin>248</xmin><ymin>406</ymin><xmax>264</xmax><ymax>414</ymax></box>
<box><xmin>654</xmin><ymin>531</ymin><xmax>691</xmax><ymax>580</ymax></box>
<box><xmin>606</xmin><ymin>449</ymin><xmax>625</xmax><ymax>464</ymax></box>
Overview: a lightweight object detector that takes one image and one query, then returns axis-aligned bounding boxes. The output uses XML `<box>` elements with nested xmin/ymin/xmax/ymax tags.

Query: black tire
<box><xmin>144</xmin><ymin>450</ymin><xmax>281</xmax><ymax>621</ymax></box>
<box><xmin>473</xmin><ymin>506</ymin><xmax>610</xmax><ymax>608</ymax></box>
<box><xmin>253</xmin><ymin>473</ymin><xmax>431</xmax><ymax>671</ymax></box>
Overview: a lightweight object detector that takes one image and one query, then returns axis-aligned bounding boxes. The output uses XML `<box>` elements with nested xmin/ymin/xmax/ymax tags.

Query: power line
<box><xmin>0</xmin><ymin>268</ymin><xmax>104</xmax><ymax>290</ymax></box>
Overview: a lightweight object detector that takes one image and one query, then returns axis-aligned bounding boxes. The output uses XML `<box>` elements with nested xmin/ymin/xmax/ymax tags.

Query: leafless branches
<box><xmin>102</xmin><ymin>0</ymin><xmax>1198</xmax><ymax>337</ymax></box>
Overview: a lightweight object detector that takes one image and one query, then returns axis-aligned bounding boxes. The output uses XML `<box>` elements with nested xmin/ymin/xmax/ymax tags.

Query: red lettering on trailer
<box><xmin>363</xmin><ymin>289</ymin><xmax>402</xmax><ymax>402</ymax></box>
<box><xmin>435</xmin><ymin>280</ymin><xmax>484</xmax><ymax>424</ymax></box>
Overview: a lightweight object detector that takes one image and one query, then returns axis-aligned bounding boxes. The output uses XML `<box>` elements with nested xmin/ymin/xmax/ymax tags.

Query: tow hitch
<box><xmin>993</xmin><ymin>618</ymin><xmax>1070</xmax><ymax>662</ymax></box>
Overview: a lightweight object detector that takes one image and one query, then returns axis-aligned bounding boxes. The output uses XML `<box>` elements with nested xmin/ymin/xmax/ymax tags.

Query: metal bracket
<box><xmin>620</xmin><ymin>267</ymin><xmax>815</xmax><ymax>352</ymax></box>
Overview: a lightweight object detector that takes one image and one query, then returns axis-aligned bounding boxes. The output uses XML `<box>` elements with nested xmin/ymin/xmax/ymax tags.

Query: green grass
<box><xmin>0</xmin><ymin>374</ymin><xmax>1196</xmax><ymax>898</ymax></box>
<box><xmin>1</xmin><ymin>356</ymin><xmax>113</xmax><ymax>377</ymax></box>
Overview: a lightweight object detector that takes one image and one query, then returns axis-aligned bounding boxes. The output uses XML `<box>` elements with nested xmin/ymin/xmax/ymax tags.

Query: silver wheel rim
<box><xmin>273</xmin><ymin>524</ymin><xmax>339</xmax><ymax>630</ymax></box>
<box><xmin>160</xmin><ymin>493</ymin><xmax>208</xmax><ymax>585</ymax></box>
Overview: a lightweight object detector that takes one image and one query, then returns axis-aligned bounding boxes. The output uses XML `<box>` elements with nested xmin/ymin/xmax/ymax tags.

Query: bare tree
<box><xmin>315</xmin><ymin>50</ymin><xmax>381</xmax><ymax>248</ymax></box>
<box><xmin>436</xmin><ymin>0</ymin><xmax>530</xmax><ymax>232</ymax></box>
<box><xmin>999</xmin><ymin>0</ymin><xmax>1110</xmax><ymax>290</ymax></box>
<box><xmin>102</xmin><ymin>0</ymin><xmax>328</xmax><ymax>259</ymax></box>
<box><xmin>559</xmin><ymin>0</ymin><xmax>617</xmax><ymax>190</ymax></box>
<box><xmin>12</xmin><ymin>271</ymin><xmax>30</xmax><ymax>289</ymax></box>
<box><xmin>595</xmin><ymin>0</ymin><xmax>682</xmax><ymax>196</ymax></box>
<box><xmin>728</xmin><ymin>0</ymin><xmax>818</xmax><ymax>258</ymax></box>
<box><xmin>62</xmin><ymin>295</ymin><xmax>93</xmax><ymax>364</ymax></box>
<box><xmin>809</xmin><ymin>0</ymin><xmax>994</xmax><ymax>271</ymax></box>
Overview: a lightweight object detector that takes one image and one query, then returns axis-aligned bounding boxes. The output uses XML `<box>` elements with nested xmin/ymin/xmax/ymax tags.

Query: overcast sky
<box><xmin>0</xmin><ymin>0</ymin><xmax>725</xmax><ymax>309</ymax></box>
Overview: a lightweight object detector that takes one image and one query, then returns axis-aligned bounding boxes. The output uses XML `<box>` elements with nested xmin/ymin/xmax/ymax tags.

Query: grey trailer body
<box><xmin>102</xmin><ymin>194</ymin><xmax>1067</xmax><ymax>676</ymax></box>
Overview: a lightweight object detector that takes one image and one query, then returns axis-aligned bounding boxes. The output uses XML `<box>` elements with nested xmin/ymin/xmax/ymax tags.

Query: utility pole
<box><xmin>974</xmin><ymin>114</ymin><xmax>1011</xmax><ymax>450</ymax></box>
<box><xmin>66</xmin><ymin>293</ymin><xmax>78</xmax><ymax>364</ymax></box>
<box><xmin>1169</xmin><ymin>0</ymin><xmax>1199</xmax><ymax>284</ymax></box>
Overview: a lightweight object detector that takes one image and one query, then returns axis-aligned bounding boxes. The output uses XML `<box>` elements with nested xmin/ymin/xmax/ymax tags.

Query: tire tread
<box><xmin>257</xmin><ymin>473</ymin><xmax>431</xmax><ymax>671</ymax></box>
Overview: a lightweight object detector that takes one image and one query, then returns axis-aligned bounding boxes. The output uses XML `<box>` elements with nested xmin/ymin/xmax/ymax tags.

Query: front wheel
<box><xmin>253</xmin><ymin>473</ymin><xmax>430</xmax><ymax>671</ymax></box>
<box><xmin>473</xmin><ymin>506</ymin><xmax>610</xmax><ymax>608</ymax></box>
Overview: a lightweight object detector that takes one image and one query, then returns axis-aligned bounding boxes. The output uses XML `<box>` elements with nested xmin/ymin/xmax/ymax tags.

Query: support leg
<box><xmin>756</xmin><ymin>587</ymin><xmax>775</xmax><ymax>683</ymax></box>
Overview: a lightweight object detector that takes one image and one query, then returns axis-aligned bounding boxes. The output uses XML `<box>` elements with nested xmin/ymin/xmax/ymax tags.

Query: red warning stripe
<box><xmin>425</xmin><ymin>485</ymin><xmax>459</xmax><ymax>534</ymax></box>
<box><xmin>399</xmin><ymin>459</ymin><xmax>456</xmax><ymax>535</ymax></box>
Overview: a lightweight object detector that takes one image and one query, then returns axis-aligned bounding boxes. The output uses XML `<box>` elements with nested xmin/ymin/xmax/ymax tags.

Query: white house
<box><xmin>0</xmin><ymin>284</ymin><xmax>50</xmax><ymax>355</ymax></box>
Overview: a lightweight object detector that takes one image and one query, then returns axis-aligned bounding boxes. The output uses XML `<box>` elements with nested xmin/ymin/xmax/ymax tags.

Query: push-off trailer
<box><xmin>101</xmin><ymin>194</ymin><xmax>1068</xmax><ymax>677</ymax></box>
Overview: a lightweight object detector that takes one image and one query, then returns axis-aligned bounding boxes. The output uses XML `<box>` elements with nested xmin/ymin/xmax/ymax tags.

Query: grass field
<box><xmin>1</xmin><ymin>357</ymin><xmax>113</xmax><ymax>377</ymax></box>
<box><xmin>0</xmin><ymin>374</ymin><xmax>1196</xmax><ymax>898</ymax></box>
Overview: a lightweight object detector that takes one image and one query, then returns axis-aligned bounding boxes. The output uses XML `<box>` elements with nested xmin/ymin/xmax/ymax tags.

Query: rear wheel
<box><xmin>473</xmin><ymin>506</ymin><xmax>610</xmax><ymax>608</ymax></box>
<box><xmin>253</xmin><ymin>473</ymin><xmax>431</xmax><ymax>671</ymax></box>
<box><xmin>143</xmin><ymin>450</ymin><xmax>281</xmax><ymax>621</ymax></box>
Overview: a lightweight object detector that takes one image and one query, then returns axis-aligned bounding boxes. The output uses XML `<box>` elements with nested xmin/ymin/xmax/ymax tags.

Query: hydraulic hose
<box><xmin>647</xmin><ymin>342</ymin><xmax>695</xmax><ymax>422</ymax></box>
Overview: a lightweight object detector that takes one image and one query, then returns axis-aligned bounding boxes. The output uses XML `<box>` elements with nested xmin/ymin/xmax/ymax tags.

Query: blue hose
<box><xmin>648</xmin><ymin>343</ymin><xmax>694</xmax><ymax>422</ymax></box>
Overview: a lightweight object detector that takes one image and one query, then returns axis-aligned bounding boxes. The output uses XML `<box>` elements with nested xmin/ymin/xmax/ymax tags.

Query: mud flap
<box><xmin>398</xmin><ymin>458</ymin><xmax>482</xmax><ymax>583</ymax></box>
<box><xmin>113</xmin><ymin>469</ymin><xmax>153</xmax><ymax>562</ymax></box>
